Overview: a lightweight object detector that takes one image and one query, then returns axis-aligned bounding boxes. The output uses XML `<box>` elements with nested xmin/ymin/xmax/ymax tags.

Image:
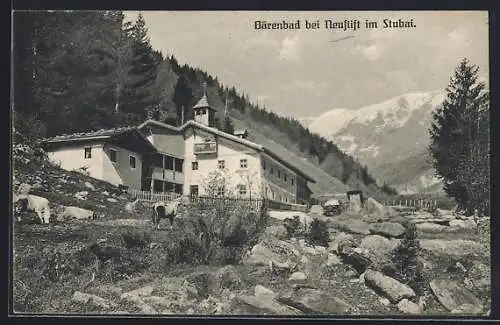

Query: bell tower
<box><xmin>193</xmin><ymin>82</ymin><xmax>216</xmax><ymax>127</ymax></box>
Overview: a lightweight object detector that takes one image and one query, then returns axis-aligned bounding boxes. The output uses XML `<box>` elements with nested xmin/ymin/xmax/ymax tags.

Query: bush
<box><xmin>181</xmin><ymin>202</ymin><xmax>268</xmax><ymax>265</ymax></box>
<box><xmin>306</xmin><ymin>218</ymin><xmax>330</xmax><ymax>247</ymax></box>
<box><xmin>120</xmin><ymin>230</ymin><xmax>151</xmax><ymax>249</ymax></box>
<box><xmin>283</xmin><ymin>216</ymin><xmax>301</xmax><ymax>238</ymax></box>
<box><xmin>390</xmin><ymin>220</ymin><xmax>426</xmax><ymax>297</ymax></box>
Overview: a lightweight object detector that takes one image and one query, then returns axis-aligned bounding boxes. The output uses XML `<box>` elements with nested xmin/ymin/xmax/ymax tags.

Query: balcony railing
<box><xmin>152</xmin><ymin>167</ymin><xmax>184</xmax><ymax>184</ymax></box>
<box><xmin>194</xmin><ymin>142</ymin><xmax>217</xmax><ymax>155</ymax></box>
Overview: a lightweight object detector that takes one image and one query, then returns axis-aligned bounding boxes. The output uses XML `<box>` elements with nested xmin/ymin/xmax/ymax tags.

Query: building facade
<box><xmin>137</xmin><ymin>90</ymin><xmax>315</xmax><ymax>204</ymax></box>
<box><xmin>43</xmin><ymin>128</ymin><xmax>156</xmax><ymax>190</ymax></box>
<box><xmin>42</xmin><ymin>90</ymin><xmax>315</xmax><ymax>204</ymax></box>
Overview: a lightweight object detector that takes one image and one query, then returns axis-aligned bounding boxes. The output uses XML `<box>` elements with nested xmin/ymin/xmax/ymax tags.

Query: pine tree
<box><xmin>222</xmin><ymin>116</ymin><xmax>235</xmax><ymax>134</ymax></box>
<box><xmin>429</xmin><ymin>58</ymin><xmax>489</xmax><ymax>215</ymax></box>
<box><xmin>390</xmin><ymin>221</ymin><xmax>425</xmax><ymax>297</ymax></box>
<box><xmin>120</xmin><ymin>13</ymin><xmax>160</xmax><ymax>123</ymax></box>
<box><xmin>172</xmin><ymin>75</ymin><xmax>193</xmax><ymax>125</ymax></box>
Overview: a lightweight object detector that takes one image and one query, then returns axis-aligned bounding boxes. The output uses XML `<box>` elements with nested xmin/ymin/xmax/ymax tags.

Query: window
<box><xmin>291</xmin><ymin>178</ymin><xmax>294</xmax><ymax>186</ymax></box>
<box><xmin>174</xmin><ymin>158</ymin><xmax>183</xmax><ymax>172</ymax></box>
<box><xmin>110</xmin><ymin>149</ymin><xmax>117</xmax><ymax>163</ymax></box>
<box><xmin>153</xmin><ymin>153</ymin><xmax>164</xmax><ymax>168</ymax></box>
<box><xmin>278</xmin><ymin>170</ymin><xmax>281</xmax><ymax>179</ymax></box>
<box><xmin>165</xmin><ymin>182</ymin><xmax>174</xmax><ymax>192</ymax></box>
<box><xmin>270</xmin><ymin>166</ymin><xmax>274</xmax><ymax>174</ymax></box>
<box><xmin>284</xmin><ymin>174</ymin><xmax>287</xmax><ymax>182</ymax></box>
<box><xmin>174</xmin><ymin>184</ymin><xmax>183</xmax><ymax>194</ymax></box>
<box><xmin>218</xmin><ymin>160</ymin><xmax>225</xmax><ymax>169</ymax></box>
<box><xmin>129</xmin><ymin>155</ymin><xmax>136</xmax><ymax>169</ymax></box>
<box><xmin>153</xmin><ymin>180</ymin><xmax>163</xmax><ymax>193</ymax></box>
<box><xmin>192</xmin><ymin>161</ymin><xmax>198</xmax><ymax>170</ymax></box>
<box><xmin>240</xmin><ymin>159</ymin><xmax>247</xmax><ymax>168</ymax></box>
<box><xmin>165</xmin><ymin>156</ymin><xmax>174</xmax><ymax>170</ymax></box>
<box><xmin>217</xmin><ymin>186</ymin><xmax>225</xmax><ymax>197</ymax></box>
<box><xmin>190</xmin><ymin>185</ymin><xmax>199</xmax><ymax>197</ymax></box>
<box><xmin>262</xmin><ymin>160</ymin><xmax>266</xmax><ymax>170</ymax></box>
<box><xmin>238</xmin><ymin>184</ymin><xmax>247</xmax><ymax>196</ymax></box>
<box><xmin>84</xmin><ymin>147</ymin><xmax>92</xmax><ymax>159</ymax></box>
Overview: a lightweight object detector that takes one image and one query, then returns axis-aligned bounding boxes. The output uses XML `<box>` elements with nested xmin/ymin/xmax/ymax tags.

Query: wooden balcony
<box><xmin>194</xmin><ymin>142</ymin><xmax>217</xmax><ymax>155</ymax></box>
<box><xmin>152</xmin><ymin>167</ymin><xmax>184</xmax><ymax>184</ymax></box>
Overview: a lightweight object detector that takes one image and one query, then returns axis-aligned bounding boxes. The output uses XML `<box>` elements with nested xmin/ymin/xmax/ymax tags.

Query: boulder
<box><xmin>420</xmin><ymin>239</ymin><xmax>486</xmax><ymax>258</ymax></box>
<box><xmin>370</xmin><ymin>222</ymin><xmax>405</xmax><ymax>238</ymax></box>
<box><xmin>288</xmin><ymin>272</ymin><xmax>307</xmax><ymax>282</ymax></box>
<box><xmin>243</xmin><ymin>239</ymin><xmax>301</xmax><ymax>266</ymax></box>
<box><xmin>237</xmin><ymin>294</ymin><xmax>302</xmax><ymax>315</ymax></box>
<box><xmin>397</xmin><ymin>299</ymin><xmax>421</xmax><ymax>314</ymax></box>
<box><xmin>449</xmin><ymin>219</ymin><xmax>477</xmax><ymax>229</ymax></box>
<box><xmin>416</xmin><ymin>222</ymin><xmax>448</xmax><ymax>233</ymax></box>
<box><xmin>360</xmin><ymin>235</ymin><xmax>399</xmax><ymax>258</ymax></box>
<box><xmin>379</xmin><ymin>297</ymin><xmax>391</xmax><ymax>306</ymax></box>
<box><xmin>365</xmin><ymin>197</ymin><xmax>384</xmax><ymax>214</ymax></box>
<box><xmin>364</xmin><ymin>270</ymin><xmax>416</xmax><ymax>303</ymax></box>
<box><xmin>336</xmin><ymin>219</ymin><xmax>371</xmax><ymax>235</ymax></box>
<box><xmin>277</xmin><ymin>288</ymin><xmax>350</xmax><ymax>314</ymax></box>
<box><xmin>430</xmin><ymin>279</ymin><xmax>483</xmax><ymax>314</ymax></box>
<box><xmin>339</xmin><ymin>247</ymin><xmax>373</xmax><ymax>274</ymax></box>
<box><xmin>72</xmin><ymin>291</ymin><xmax>117</xmax><ymax>309</ymax></box>
<box><xmin>310</xmin><ymin>205</ymin><xmax>323</xmax><ymax>215</ymax></box>
<box><xmin>328</xmin><ymin>232</ymin><xmax>355</xmax><ymax>254</ymax></box>
<box><xmin>61</xmin><ymin>206</ymin><xmax>94</xmax><ymax>220</ymax></box>
<box><xmin>254</xmin><ymin>285</ymin><xmax>277</xmax><ymax>299</ymax></box>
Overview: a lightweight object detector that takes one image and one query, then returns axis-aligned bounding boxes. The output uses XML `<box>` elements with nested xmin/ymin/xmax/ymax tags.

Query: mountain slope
<box><xmin>305</xmin><ymin>91</ymin><xmax>447</xmax><ymax>193</ymax></box>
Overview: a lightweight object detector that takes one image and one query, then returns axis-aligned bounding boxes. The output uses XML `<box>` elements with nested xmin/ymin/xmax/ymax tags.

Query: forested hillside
<box><xmin>13</xmin><ymin>10</ymin><xmax>394</xmax><ymax>198</ymax></box>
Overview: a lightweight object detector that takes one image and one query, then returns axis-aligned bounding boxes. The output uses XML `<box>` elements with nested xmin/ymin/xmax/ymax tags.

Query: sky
<box><xmin>124</xmin><ymin>11</ymin><xmax>489</xmax><ymax>118</ymax></box>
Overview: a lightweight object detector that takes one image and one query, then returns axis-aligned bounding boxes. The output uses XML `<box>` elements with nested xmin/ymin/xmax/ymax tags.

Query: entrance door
<box><xmin>190</xmin><ymin>185</ymin><xmax>199</xmax><ymax>197</ymax></box>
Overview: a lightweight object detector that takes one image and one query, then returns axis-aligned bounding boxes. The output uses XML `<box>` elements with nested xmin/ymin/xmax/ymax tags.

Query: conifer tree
<box><xmin>222</xmin><ymin>116</ymin><xmax>235</xmax><ymax>134</ymax></box>
<box><xmin>429</xmin><ymin>58</ymin><xmax>489</xmax><ymax>215</ymax></box>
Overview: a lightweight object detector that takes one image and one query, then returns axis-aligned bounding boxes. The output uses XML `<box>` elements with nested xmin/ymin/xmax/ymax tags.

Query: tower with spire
<box><xmin>193</xmin><ymin>81</ymin><xmax>216</xmax><ymax>127</ymax></box>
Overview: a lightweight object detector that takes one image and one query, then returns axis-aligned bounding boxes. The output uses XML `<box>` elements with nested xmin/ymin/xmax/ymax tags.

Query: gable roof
<box><xmin>138</xmin><ymin>119</ymin><xmax>316</xmax><ymax>183</ymax></box>
<box><xmin>42</xmin><ymin>126</ymin><xmax>157</xmax><ymax>153</ymax></box>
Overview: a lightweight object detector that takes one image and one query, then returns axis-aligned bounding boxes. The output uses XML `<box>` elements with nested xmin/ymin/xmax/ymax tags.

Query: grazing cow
<box><xmin>151</xmin><ymin>198</ymin><xmax>185</xmax><ymax>230</ymax></box>
<box><xmin>13</xmin><ymin>194</ymin><xmax>51</xmax><ymax>224</ymax></box>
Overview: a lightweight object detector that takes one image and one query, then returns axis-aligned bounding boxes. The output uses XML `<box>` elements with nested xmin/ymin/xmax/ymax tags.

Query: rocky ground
<box><xmin>12</xmin><ymin>204</ymin><xmax>491</xmax><ymax>316</ymax></box>
<box><xmin>12</xmin><ymin>142</ymin><xmax>491</xmax><ymax>316</ymax></box>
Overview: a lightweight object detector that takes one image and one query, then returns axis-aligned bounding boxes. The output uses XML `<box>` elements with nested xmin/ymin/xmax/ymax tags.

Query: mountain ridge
<box><xmin>300</xmin><ymin>90</ymin><xmax>447</xmax><ymax>194</ymax></box>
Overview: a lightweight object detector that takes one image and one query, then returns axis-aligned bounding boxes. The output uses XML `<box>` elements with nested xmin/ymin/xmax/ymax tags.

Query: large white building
<box><xmin>43</xmin><ymin>90</ymin><xmax>315</xmax><ymax>204</ymax></box>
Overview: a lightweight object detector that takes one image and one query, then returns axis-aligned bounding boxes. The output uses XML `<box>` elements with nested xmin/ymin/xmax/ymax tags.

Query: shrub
<box><xmin>120</xmin><ymin>229</ymin><xmax>151</xmax><ymax>249</ymax></box>
<box><xmin>182</xmin><ymin>202</ymin><xmax>268</xmax><ymax>265</ymax></box>
<box><xmin>306</xmin><ymin>218</ymin><xmax>330</xmax><ymax>247</ymax></box>
<box><xmin>390</xmin><ymin>220</ymin><xmax>426</xmax><ymax>297</ymax></box>
<box><xmin>283</xmin><ymin>216</ymin><xmax>301</xmax><ymax>238</ymax></box>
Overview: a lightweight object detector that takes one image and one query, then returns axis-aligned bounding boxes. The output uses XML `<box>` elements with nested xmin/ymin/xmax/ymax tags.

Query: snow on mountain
<box><xmin>308</xmin><ymin>91</ymin><xmax>446</xmax><ymax>138</ymax></box>
<box><xmin>305</xmin><ymin>90</ymin><xmax>447</xmax><ymax>194</ymax></box>
<box><xmin>296</xmin><ymin>116</ymin><xmax>318</xmax><ymax>128</ymax></box>
<box><xmin>307</xmin><ymin>108</ymin><xmax>355</xmax><ymax>136</ymax></box>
